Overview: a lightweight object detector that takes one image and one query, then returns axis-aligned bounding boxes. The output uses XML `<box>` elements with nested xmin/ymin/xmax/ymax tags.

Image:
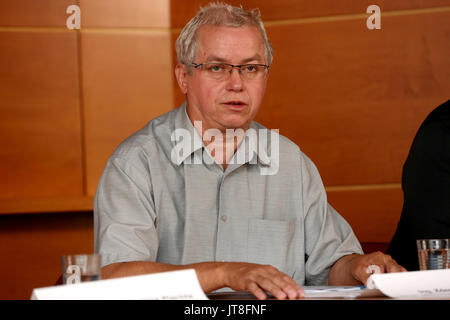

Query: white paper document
<box><xmin>304</xmin><ymin>269</ymin><xmax>450</xmax><ymax>299</ymax></box>
<box><xmin>304</xmin><ymin>286</ymin><xmax>383</xmax><ymax>298</ymax></box>
<box><xmin>367</xmin><ymin>269</ymin><xmax>450</xmax><ymax>299</ymax></box>
<box><xmin>31</xmin><ymin>269</ymin><xmax>208</xmax><ymax>300</ymax></box>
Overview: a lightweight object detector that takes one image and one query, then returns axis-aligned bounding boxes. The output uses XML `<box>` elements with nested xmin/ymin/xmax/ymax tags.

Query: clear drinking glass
<box><xmin>61</xmin><ymin>254</ymin><xmax>102</xmax><ymax>284</ymax></box>
<box><xmin>416</xmin><ymin>239</ymin><xmax>450</xmax><ymax>270</ymax></box>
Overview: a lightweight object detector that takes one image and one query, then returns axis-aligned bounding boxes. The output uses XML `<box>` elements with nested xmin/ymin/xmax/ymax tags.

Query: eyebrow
<box><xmin>204</xmin><ymin>54</ymin><xmax>264</xmax><ymax>64</ymax></box>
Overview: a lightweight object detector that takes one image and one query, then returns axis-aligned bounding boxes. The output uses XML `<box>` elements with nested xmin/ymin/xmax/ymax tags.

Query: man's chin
<box><xmin>220</xmin><ymin>118</ymin><xmax>251</xmax><ymax>130</ymax></box>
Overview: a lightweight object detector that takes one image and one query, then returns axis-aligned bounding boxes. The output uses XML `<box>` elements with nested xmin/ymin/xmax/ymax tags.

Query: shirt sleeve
<box><xmin>94</xmin><ymin>156</ymin><xmax>158</xmax><ymax>268</ymax></box>
<box><xmin>300</xmin><ymin>152</ymin><xmax>363</xmax><ymax>285</ymax></box>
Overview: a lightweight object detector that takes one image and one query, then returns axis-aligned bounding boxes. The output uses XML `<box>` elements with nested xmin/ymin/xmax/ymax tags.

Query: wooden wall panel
<box><xmin>81</xmin><ymin>31</ymin><xmax>174</xmax><ymax>196</ymax></box>
<box><xmin>327</xmin><ymin>186</ymin><xmax>404</xmax><ymax>243</ymax></box>
<box><xmin>0</xmin><ymin>212</ymin><xmax>93</xmax><ymax>300</ymax></box>
<box><xmin>0</xmin><ymin>31</ymin><xmax>84</xmax><ymax>201</ymax></box>
<box><xmin>0</xmin><ymin>0</ymin><xmax>170</xmax><ymax>28</ymax></box>
<box><xmin>79</xmin><ymin>0</ymin><xmax>170</xmax><ymax>28</ymax></box>
<box><xmin>257</xmin><ymin>11</ymin><xmax>450</xmax><ymax>186</ymax></box>
<box><xmin>171</xmin><ymin>0</ymin><xmax>450</xmax><ymax>27</ymax></box>
<box><xmin>0</xmin><ymin>196</ymin><xmax>93</xmax><ymax>215</ymax></box>
<box><xmin>0</xmin><ymin>0</ymin><xmax>76</xmax><ymax>27</ymax></box>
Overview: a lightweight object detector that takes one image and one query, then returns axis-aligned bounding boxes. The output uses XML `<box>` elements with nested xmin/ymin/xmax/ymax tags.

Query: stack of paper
<box><xmin>305</xmin><ymin>269</ymin><xmax>450</xmax><ymax>299</ymax></box>
<box><xmin>304</xmin><ymin>286</ymin><xmax>383</xmax><ymax>298</ymax></box>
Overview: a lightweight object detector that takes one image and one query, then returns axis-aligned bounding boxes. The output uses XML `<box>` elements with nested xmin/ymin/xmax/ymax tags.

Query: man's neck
<box><xmin>187</xmin><ymin>105</ymin><xmax>249</xmax><ymax>169</ymax></box>
<box><xmin>203</xmin><ymin>129</ymin><xmax>246</xmax><ymax>170</ymax></box>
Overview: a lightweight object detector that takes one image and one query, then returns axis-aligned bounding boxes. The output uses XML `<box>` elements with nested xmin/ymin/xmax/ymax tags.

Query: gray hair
<box><xmin>175</xmin><ymin>2</ymin><xmax>273</xmax><ymax>71</ymax></box>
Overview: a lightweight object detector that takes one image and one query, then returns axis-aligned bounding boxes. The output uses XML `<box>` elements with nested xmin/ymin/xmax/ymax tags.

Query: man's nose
<box><xmin>226</xmin><ymin>68</ymin><xmax>244</xmax><ymax>91</ymax></box>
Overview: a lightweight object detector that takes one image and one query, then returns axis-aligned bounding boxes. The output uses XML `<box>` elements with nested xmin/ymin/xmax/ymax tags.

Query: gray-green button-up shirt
<box><xmin>94</xmin><ymin>102</ymin><xmax>363</xmax><ymax>286</ymax></box>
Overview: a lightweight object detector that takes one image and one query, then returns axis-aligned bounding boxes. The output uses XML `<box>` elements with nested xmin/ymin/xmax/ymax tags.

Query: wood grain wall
<box><xmin>0</xmin><ymin>0</ymin><xmax>449</xmax><ymax>299</ymax></box>
<box><xmin>0</xmin><ymin>0</ymin><xmax>174</xmax><ymax>299</ymax></box>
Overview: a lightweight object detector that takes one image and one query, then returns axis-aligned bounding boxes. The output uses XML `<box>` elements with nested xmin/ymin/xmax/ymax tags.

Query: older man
<box><xmin>94</xmin><ymin>3</ymin><xmax>405</xmax><ymax>300</ymax></box>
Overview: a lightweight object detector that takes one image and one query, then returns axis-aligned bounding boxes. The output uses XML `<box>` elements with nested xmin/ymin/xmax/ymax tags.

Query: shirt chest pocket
<box><xmin>247</xmin><ymin>218</ymin><xmax>297</xmax><ymax>276</ymax></box>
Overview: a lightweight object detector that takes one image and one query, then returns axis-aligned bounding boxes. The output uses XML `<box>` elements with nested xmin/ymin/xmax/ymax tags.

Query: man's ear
<box><xmin>175</xmin><ymin>64</ymin><xmax>188</xmax><ymax>95</ymax></box>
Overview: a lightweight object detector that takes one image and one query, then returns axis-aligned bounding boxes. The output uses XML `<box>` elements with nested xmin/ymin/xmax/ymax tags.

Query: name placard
<box><xmin>31</xmin><ymin>269</ymin><xmax>208</xmax><ymax>300</ymax></box>
<box><xmin>368</xmin><ymin>269</ymin><xmax>450</xmax><ymax>298</ymax></box>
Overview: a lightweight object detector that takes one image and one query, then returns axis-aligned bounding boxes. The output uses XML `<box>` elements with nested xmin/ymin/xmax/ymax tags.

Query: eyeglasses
<box><xmin>187</xmin><ymin>62</ymin><xmax>269</xmax><ymax>81</ymax></box>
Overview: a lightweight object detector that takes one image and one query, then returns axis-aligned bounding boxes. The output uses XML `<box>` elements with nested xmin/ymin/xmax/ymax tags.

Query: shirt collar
<box><xmin>172</xmin><ymin>102</ymin><xmax>203</xmax><ymax>166</ymax></box>
<box><xmin>172</xmin><ymin>101</ymin><xmax>273</xmax><ymax>167</ymax></box>
<box><xmin>242</xmin><ymin>121</ymin><xmax>272</xmax><ymax>167</ymax></box>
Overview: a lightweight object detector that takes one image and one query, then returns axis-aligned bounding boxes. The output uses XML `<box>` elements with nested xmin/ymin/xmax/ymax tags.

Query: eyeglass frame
<box><xmin>186</xmin><ymin>62</ymin><xmax>270</xmax><ymax>80</ymax></box>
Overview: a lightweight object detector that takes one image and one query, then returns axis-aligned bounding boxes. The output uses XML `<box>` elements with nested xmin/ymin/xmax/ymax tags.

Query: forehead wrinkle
<box><xmin>196</xmin><ymin>25</ymin><xmax>265</xmax><ymax>64</ymax></box>
<box><xmin>203</xmin><ymin>53</ymin><xmax>264</xmax><ymax>64</ymax></box>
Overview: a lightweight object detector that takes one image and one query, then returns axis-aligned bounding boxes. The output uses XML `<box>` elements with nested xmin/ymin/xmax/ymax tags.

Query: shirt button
<box><xmin>220</xmin><ymin>215</ymin><xmax>227</xmax><ymax>222</ymax></box>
